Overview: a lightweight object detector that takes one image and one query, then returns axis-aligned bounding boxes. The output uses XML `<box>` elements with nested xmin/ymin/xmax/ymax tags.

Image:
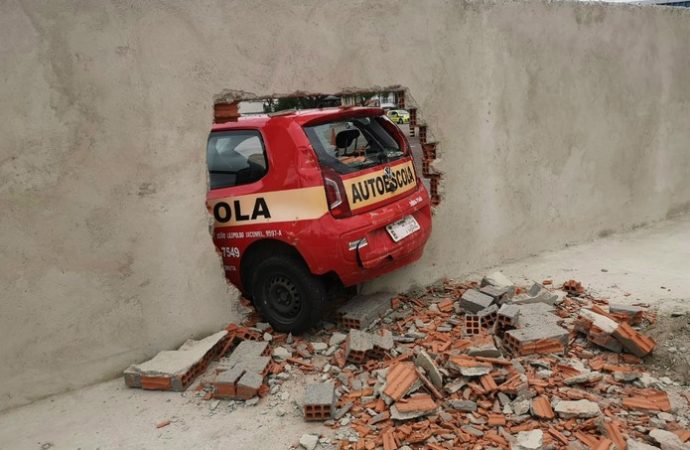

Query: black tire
<box><xmin>251</xmin><ymin>255</ymin><xmax>326</xmax><ymax>333</ymax></box>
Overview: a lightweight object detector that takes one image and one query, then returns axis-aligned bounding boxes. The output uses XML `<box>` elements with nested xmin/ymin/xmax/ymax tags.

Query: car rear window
<box><xmin>207</xmin><ymin>130</ymin><xmax>268</xmax><ymax>189</ymax></box>
<box><xmin>304</xmin><ymin>116</ymin><xmax>407</xmax><ymax>174</ymax></box>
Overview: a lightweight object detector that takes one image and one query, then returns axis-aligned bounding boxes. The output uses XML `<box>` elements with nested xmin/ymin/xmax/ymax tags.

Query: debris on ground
<box><xmin>120</xmin><ymin>273</ymin><xmax>690</xmax><ymax>450</ymax></box>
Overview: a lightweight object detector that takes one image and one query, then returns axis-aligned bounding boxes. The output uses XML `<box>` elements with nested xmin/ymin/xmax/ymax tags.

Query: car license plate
<box><xmin>386</xmin><ymin>215</ymin><xmax>420</xmax><ymax>243</ymax></box>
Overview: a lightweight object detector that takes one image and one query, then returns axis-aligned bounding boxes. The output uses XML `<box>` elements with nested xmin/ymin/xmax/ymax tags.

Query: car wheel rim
<box><xmin>266</xmin><ymin>275</ymin><xmax>302</xmax><ymax>320</ymax></box>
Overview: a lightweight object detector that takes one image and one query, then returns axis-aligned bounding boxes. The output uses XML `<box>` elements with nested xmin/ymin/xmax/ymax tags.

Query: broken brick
<box><xmin>383</xmin><ymin>362</ymin><xmax>419</xmax><ymax>401</ymax></box>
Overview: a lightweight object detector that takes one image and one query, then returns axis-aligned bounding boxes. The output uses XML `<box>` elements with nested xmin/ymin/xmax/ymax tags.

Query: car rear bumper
<box><xmin>305</xmin><ymin>182</ymin><xmax>432</xmax><ymax>286</ymax></box>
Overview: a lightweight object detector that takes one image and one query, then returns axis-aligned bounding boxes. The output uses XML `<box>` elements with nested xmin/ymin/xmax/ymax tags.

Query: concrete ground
<box><xmin>1</xmin><ymin>215</ymin><xmax>688</xmax><ymax>450</ymax></box>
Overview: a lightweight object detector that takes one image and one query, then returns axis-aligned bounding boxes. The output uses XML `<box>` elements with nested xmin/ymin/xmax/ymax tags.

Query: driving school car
<box><xmin>206</xmin><ymin>106</ymin><xmax>432</xmax><ymax>332</ymax></box>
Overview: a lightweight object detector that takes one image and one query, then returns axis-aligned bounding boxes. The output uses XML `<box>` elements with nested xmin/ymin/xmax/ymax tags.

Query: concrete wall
<box><xmin>1</xmin><ymin>0</ymin><xmax>689</xmax><ymax>411</ymax></box>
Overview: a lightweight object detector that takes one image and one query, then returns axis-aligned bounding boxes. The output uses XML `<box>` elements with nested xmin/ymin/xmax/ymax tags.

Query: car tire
<box><xmin>251</xmin><ymin>255</ymin><xmax>326</xmax><ymax>333</ymax></box>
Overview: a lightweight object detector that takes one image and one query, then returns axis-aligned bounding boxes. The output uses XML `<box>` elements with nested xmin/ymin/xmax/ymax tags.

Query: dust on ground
<box><xmin>646</xmin><ymin>311</ymin><xmax>690</xmax><ymax>384</ymax></box>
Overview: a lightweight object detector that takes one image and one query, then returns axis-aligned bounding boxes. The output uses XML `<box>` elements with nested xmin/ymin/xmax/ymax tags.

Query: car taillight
<box><xmin>322</xmin><ymin>170</ymin><xmax>351</xmax><ymax>218</ymax></box>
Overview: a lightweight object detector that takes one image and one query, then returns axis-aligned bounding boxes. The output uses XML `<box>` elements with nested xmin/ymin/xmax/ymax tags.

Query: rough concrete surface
<box><xmin>1</xmin><ymin>0</ymin><xmax>690</xmax><ymax>411</ymax></box>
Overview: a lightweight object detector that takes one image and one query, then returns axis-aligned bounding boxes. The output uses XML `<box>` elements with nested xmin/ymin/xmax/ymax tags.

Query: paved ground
<box><xmin>1</xmin><ymin>215</ymin><xmax>688</xmax><ymax>450</ymax></box>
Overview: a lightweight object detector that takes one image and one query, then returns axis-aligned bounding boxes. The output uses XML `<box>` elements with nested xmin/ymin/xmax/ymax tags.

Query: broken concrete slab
<box><xmin>458</xmin><ymin>289</ymin><xmax>494</xmax><ymax>314</ymax></box>
<box><xmin>124</xmin><ymin>330</ymin><xmax>228</xmax><ymax>391</ymax></box>
<box><xmin>481</xmin><ymin>271</ymin><xmax>514</xmax><ymax>288</ymax></box>
<box><xmin>627</xmin><ymin>440</ymin><xmax>661</xmax><ymax>450</ymax></box>
<box><xmin>479</xmin><ymin>284</ymin><xmax>511</xmax><ymax>302</ymax></box>
<box><xmin>554</xmin><ymin>399</ymin><xmax>601</xmax><ymax>419</ymax></box>
<box><xmin>414</xmin><ymin>349</ymin><xmax>443</xmax><ymax>389</ymax></box>
<box><xmin>512</xmin><ymin>429</ymin><xmax>543</xmax><ymax>450</ymax></box>
<box><xmin>299</xmin><ymin>433</ymin><xmax>319</xmax><ymax>450</ymax></box>
<box><xmin>448</xmin><ymin>399</ymin><xmax>477</xmax><ymax>412</ymax></box>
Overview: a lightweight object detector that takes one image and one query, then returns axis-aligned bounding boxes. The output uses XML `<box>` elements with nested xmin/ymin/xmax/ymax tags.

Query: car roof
<box><xmin>211</xmin><ymin>106</ymin><xmax>385</xmax><ymax>131</ymax></box>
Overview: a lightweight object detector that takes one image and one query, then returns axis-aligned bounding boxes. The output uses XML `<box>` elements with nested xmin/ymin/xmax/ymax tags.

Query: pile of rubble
<box><xmin>124</xmin><ymin>273</ymin><xmax>690</xmax><ymax>450</ymax></box>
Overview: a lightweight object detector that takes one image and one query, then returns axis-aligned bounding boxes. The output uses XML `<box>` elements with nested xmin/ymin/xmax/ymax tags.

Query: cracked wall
<box><xmin>1</xmin><ymin>0</ymin><xmax>690</xmax><ymax>411</ymax></box>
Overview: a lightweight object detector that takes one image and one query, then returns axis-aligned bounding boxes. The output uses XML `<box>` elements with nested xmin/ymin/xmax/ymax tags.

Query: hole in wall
<box><xmin>211</xmin><ymin>87</ymin><xmax>443</xmax><ymax>206</ymax></box>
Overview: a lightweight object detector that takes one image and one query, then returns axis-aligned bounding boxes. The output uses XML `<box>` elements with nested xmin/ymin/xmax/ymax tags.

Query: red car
<box><xmin>206</xmin><ymin>106</ymin><xmax>432</xmax><ymax>332</ymax></box>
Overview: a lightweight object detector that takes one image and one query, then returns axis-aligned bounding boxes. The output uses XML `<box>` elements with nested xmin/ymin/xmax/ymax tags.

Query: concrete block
<box><xmin>303</xmin><ymin>382</ymin><xmax>335</xmax><ymax>421</ymax></box>
<box><xmin>497</xmin><ymin>304</ymin><xmax>520</xmax><ymax>331</ymax></box>
<box><xmin>370</xmin><ymin>330</ymin><xmax>394</xmax><ymax>358</ymax></box>
<box><xmin>516</xmin><ymin>311</ymin><xmax>560</xmax><ymax>329</ymax></box>
<box><xmin>479</xmin><ymin>285</ymin><xmax>510</xmax><ymax>301</ymax></box>
<box><xmin>338</xmin><ymin>292</ymin><xmax>392</xmax><ymax>329</ymax></box>
<box><xmin>459</xmin><ymin>289</ymin><xmax>494</xmax><ymax>313</ymax></box>
<box><xmin>464</xmin><ymin>304</ymin><xmax>498</xmax><ymax>335</ymax></box>
<box><xmin>344</xmin><ymin>329</ymin><xmax>374</xmax><ymax>363</ymax></box>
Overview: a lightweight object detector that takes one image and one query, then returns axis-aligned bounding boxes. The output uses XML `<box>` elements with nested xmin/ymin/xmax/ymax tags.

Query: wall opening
<box><xmin>211</xmin><ymin>87</ymin><xmax>443</xmax><ymax>206</ymax></box>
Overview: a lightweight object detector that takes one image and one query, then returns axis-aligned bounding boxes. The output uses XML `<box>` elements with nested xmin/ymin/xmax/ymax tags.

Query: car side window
<box><xmin>207</xmin><ymin>130</ymin><xmax>268</xmax><ymax>189</ymax></box>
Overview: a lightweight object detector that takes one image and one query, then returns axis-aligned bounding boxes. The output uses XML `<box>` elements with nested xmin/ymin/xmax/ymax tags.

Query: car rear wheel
<box><xmin>251</xmin><ymin>255</ymin><xmax>326</xmax><ymax>333</ymax></box>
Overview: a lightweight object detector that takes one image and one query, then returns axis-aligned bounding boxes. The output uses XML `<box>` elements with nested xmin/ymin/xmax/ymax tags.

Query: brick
<box><xmin>459</xmin><ymin>289</ymin><xmax>494</xmax><ymax>314</ymax></box>
<box><xmin>344</xmin><ymin>329</ymin><xmax>374</xmax><ymax>363</ymax></box>
<box><xmin>504</xmin><ymin>324</ymin><xmax>569</xmax><ymax>356</ymax></box>
<box><xmin>467</xmin><ymin>334</ymin><xmax>501</xmax><ymax>357</ymax></box>
<box><xmin>531</xmin><ymin>395</ymin><xmax>555</xmax><ymax>419</ymax></box>
<box><xmin>622</xmin><ymin>390</ymin><xmax>671</xmax><ymax>412</ymax></box>
<box><xmin>212</xmin><ymin>365</ymin><xmax>244</xmax><ymax>399</ymax></box>
<box><xmin>487</xmin><ymin>412</ymin><xmax>506</xmax><ymax>426</ymax></box>
<box><xmin>303</xmin><ymin>382</ymin><xmax>335</xmax><ymax>421</ymax></box>
<box><xmin>383</xmin><ymin>362</ymin><xmax>419</xmax><ymax>401</ymax></box>
<box><xmin>338</xmin><ymin>292</ymin><xmax>392</xmax><ymax>329</ymax></box>
<box><xmin>235</xmin><ymin>371</ymin><xmax>263</xmax><ymax>400</ymax></box>
<box><xmin>609</xmin><ymin>303</ymin><xmax>644</xmax><ymax>324</ymax></box>
<box><xmin>394</xmin><ymin>394</ymin><xmax>437</xmax><ymax>414</ymax></box>
<box><xmin>613</xmin><ymin>322</ymin><xmax>656</xmax><ymax>357</ymax></box>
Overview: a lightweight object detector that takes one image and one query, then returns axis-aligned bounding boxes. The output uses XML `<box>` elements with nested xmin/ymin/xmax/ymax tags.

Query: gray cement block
<box><xmin>226</xmin><ymin>340</ymin><xmax>268</xmax><ymax>365</ymax></box>
<box><xmin>338</xmin><ymin>292</ymin><xmax>392</xmax><ymax>329</ymax></box>
<box><xmin>498</xmin><ymin>304</ymin><xmax>520</xmax><ymax>322</ymax></box>
<box><xmin>479</xmin><ymin>285</ymin><xmax>510</xmax><ymax>301</ymax></box>
<box><xmin>459</xmin><ymin>289</ymin><xmax>494</xmax><ymax>313</ymax></box>
<box><xmin>304</xmin><ymin>382</ymin><xmax>335</xmax><ymax>406</ymax></box>
<box><xmin>516</xmin><ymin>311</ymin><xmax>560</xmax><ymax>329</ymax></box>
<box><xmin>304</xmin><ymin>382</ymin><xmax>335</xmax><ymax>421</ymax></box>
